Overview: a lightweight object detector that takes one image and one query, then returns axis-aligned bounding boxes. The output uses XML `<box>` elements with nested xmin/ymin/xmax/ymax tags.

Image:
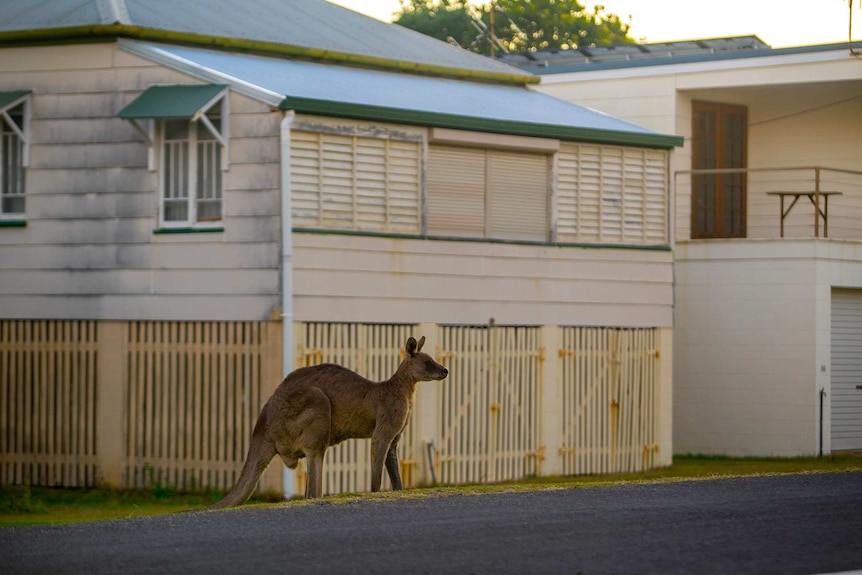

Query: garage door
<box><xmin>831</xmin><ymin>289</ymin><xmax>862</xmax><ymax>451</ymax></box>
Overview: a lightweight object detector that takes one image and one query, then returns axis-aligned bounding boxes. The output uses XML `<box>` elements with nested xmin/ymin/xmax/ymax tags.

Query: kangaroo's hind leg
<box><xmin>272</xmin><ymin>386</ymin><xmax>332</xmax><ymax>499</ymax></box>
<box><xmin>384</xmin><ymin>433</ymin><xmax>403</xmax><ymax>490</ymax></box>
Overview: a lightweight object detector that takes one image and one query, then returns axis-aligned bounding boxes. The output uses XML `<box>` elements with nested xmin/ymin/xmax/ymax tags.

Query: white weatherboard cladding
<box><xmin>831</xmin><ymin>288</ymin><xmax>862</xmax><ymax>451</ymax></box>
<box><xmin>292</xmin><ymin>233</ymin><xmax>674</xmax><ymax>328</ymax></box>
<box><xmin>556</xmin><ymin>143</ymin><xmax>668</xmax><ymax>245</ymax></box>
<box><xmin>0</xmin><ymin>43</ymin><xmax>283</xmax><ymax>321</ymax></box>
<box><xmin>290</xmin><ymin>129</ymin><xmax>421</xmax><ymax>234</ymax></box>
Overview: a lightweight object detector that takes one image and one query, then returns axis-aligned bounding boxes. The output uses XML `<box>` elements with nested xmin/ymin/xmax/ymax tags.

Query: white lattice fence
<box><xmin>0</xmin><ymin>320</ymin><xmax>99</xmax><ymax>487</ymax></box>
<box><xmin>1</xmin><ymin>320</ymin><xmax>667</xmax><ymax>493</ymax></box>
<box><xmin>559</xmin><ymin>327</ymin><xmax>659</xmax><ymax>475</ymax></box>
<box><xmin>124</xmin><ymin>321</ymin><xmax>281</xmax><ymax>491</ymax></box>
<box><xmin>434</xmin><ymin>326</ymin><xmax>543</xmax><ymax>485</ymax></box>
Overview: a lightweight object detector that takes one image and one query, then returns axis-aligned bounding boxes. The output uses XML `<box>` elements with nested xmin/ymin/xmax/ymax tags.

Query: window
<box><xmin>426</xmin><ymin>144</ymin><xmax>550</xmax><ymax>242</ymax></box>
<box><xmin>692</xmin><ymin>101</ymin><xmax>747</xmax><ymax>239</ymax></box>
<box><xmin>117</xmin><ymin>84</ymin><xmax>228</xmax><ymax>230</ymax></box>
<box><xmin>556</xmin><ymin>143</ymin><xmax>668</xmax><ymax>245</ymax></box>
<box><xmin>291</xmin><ymin>129</ymin><xmax>422</xmax><ymax>233</ymax></box>
<box><xmin>161</xmin><ymin>107</ymin><xmax>223</xmax><ymax>225</ymax></box>
<box><xmin>0</xmin><ymin>91</ymin><xmax>30</xmax><ymax>218</ymax></box>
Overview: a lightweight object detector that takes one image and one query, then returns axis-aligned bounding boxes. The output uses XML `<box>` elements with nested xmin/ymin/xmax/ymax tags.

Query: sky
<box><xmin>328</xmin><ymin>0</ymin><xmax>859</xmax><ymax>49</ymax></box>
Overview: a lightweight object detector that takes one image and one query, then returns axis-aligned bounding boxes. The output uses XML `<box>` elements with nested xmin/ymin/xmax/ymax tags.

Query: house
<box><xmin>0</xmin><ymin>0</ymin><xmax>681</xmax><ymax>496</ymax></box>
<box><xmin>503</xmin><ymin>36</ymin><xmax>862</xmax><ymax>456</ymax></box>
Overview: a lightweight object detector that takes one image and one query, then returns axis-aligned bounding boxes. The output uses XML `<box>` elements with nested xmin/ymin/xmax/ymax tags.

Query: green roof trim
<box><xmin>279</xmin><ymin>96</ymin><xmax>684</xmax><ymax>149</ymax></box>
<box><xmin>117</xmin><ymin>84</ymin><xmax>226</xmax><ymax>119</ymax></box>
<box><xmin>0</xmin><ymin>25</ymin><xmax>539</xmax><ymax>87</ymax></box>
<box><xmin>0</xmin><ymin>90</ymin><xmax>31</xmax><ymax>110</ymax></box>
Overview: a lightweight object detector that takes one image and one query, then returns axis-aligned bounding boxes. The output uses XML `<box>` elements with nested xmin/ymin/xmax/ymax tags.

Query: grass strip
<box><xmin>2</xmin><ymin>453</ymin><xmax>860</xmax><ymax>527</ymax></box>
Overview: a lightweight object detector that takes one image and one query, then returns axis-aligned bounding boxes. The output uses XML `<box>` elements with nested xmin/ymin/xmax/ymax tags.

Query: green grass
<box><xmin>0</xmin><ymin>485</ymin><xmax>281</xmax><ymax>527</ymax></box>
<box><xmin>2</xmin><ymin>453</ymin><xmax>860</xmax><ymax>527</ymax></box>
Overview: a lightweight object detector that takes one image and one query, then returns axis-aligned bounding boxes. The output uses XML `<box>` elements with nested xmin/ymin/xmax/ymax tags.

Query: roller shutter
<box><xmin>831</xmin><ymin>288</ymin><xmax>862</xmax><ymax>451</ymax></box>
<box><xmin>487</xmin><ymin>150</ymin><xmax>548</xmax><ymax>242</ymax></box>
<box><xmin>426</xmin><ymin>145</ymin><xmax>486</xmax><ymax>237</ymax></box>
<box><xmin>427</xmin><ymin>144</ymin><xmax>549</xmax><ymax>241</ymax></box>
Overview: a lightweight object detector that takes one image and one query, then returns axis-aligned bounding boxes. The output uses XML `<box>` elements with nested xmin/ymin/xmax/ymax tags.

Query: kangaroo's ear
<box><xmin>405</xmin><ymin>337</ymin><xmax>418</xmax><ymax>356</ymax></box>
<box><xmin>416</xmin><ymin>336</ymin><xmax>426</xmax><ymax>353</ymax></box>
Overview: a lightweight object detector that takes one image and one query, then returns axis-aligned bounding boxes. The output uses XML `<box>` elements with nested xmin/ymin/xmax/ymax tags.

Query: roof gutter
<box><xmin>0</xmin><ymin>25</ymin><xmax>539</xmax><ymax>86</ymax></box>
<box><xmin>279</xmin><ymin>96</ymin><xmax>684</xmax><ymax>149</ymax></box>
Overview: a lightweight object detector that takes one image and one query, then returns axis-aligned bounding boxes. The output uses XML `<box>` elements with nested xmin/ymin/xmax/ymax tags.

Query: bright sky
<box><xmin>328</xmin><ymin>0</ymin><xmax>859</xmax><ymax>49</ymax></box>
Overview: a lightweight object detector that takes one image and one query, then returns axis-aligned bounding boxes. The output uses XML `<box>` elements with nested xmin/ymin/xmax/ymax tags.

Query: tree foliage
<box><xmin>393</xmin><ymin>0</ymin><xmax>633</xmax><ymax>54</ymax></box>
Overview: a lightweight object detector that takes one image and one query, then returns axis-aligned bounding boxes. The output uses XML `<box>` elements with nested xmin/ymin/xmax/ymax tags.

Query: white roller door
<box><xmin>831</xmin><ymin>288</ymin><xmax>862</xmax><ymax>451</ymax></box>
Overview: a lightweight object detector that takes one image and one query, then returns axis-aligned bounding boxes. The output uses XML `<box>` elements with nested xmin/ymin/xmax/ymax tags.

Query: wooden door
<box><xmin>691</xmin><ymin>101</ymin><xmax>747</xmax><ymax>238</ymax></box>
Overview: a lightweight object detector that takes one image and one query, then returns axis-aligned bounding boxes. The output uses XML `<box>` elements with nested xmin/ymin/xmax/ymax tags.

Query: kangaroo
<box><xmin>207</xmin><ymin>336</ymin><xmax>448</xmax><ymax>509</ymax></box>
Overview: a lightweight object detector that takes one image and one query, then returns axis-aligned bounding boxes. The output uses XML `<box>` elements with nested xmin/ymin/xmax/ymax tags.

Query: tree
<box><xmin>393</xmin><ymin>0</ymin><xmax>633</xmax><ymax>54</ymax></box>
<box><xmin>394</xmin><ymin>0</ymin><xmax>480</xmax><ymax>51</ymax></box>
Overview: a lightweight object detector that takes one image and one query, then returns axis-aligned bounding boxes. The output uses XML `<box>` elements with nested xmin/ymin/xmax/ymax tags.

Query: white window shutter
<box><xmin>555</xmin><ymin>143</ymin><xmax>667</xmax><ymax>245</ymax></box>
<box><xmin>487</xmin><ymin>150</ymin><xmax>548</xmax><ymax>242</ymax></box>
<box><xmin>291</xmin><ymin>130</ymin><xmax>323</xmax><ymax>227</ymax></box>
<box><xmin>577</xmin><ymin>144</ymin><xmax>602</xmax><ymax>241</ymax></box>
<box><xmin>599</xmin><ymin>145</ymin><xmax>623</xmax><ymax>241</ymax></box>
<box><xmin>556</xmin><ymin>146</ymin><xmax>579</xmax><ymax>240</ymax></box>
<box><xmin>623</xmin><ymin>148</ymin><xmax>646</xmax><ymax>242</ymax></box>
<box><xmin>291</xmin><ymin>130</ymin><xmax>421</xmax><ymax>234</ymax></box>
<box><xmin>644</xmin><ymin>150</ymin><xmax>668</xmax><ymax>243</ymax></box>
<box><xmin>426</xmin><ymin>145</ymin><xmax>486</xmax><ymax>238</ymax></box>
<box><xmin>386</xmin><ymin>139</ymin><xmax>422</xmax><ymax>231</ymax></box>
<box><xmin>319</xmin><ymin>134</ymin><xmax>355</xmax><ymax>229</ymax></box>
<box><xmin>355</xmin><ymin>137</ymin><xmax>387</xmax><ymax>229</ymax></box>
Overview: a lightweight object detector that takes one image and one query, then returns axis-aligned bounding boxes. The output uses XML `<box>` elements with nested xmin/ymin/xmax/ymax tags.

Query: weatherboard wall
<box><xmin>0</xmin><ymin>42</ymin><xmax>283</xmax><ymax>321</ymax></box>
<box><xmin>292</xmin><ymin>233</ymin><xmax>673</xmax><ymax>328</ymax></box>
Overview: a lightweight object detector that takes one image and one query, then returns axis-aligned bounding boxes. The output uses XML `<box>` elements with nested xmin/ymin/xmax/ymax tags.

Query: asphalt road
<box><xmin>2</xmin><ymin>472</ymin><xmax>861</xmax><ymax>575</ymax></box>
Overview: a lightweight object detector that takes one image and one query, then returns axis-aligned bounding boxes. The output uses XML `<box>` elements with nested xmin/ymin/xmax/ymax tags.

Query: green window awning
<box><xmin>116</xmin><ymin>84</ymin><xmax>226</xmax><ymax>119</ymax></box>
<box><xmin>0</xmin><ymin>90</ymin><xmax>30</xmax><ymax>111</ymax></box>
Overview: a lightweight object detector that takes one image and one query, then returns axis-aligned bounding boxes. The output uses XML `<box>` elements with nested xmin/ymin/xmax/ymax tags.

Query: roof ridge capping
<box><xmin>96</xmin><ymin>0</ymin><xmax>132</xmax><ymax>25</ymax></box>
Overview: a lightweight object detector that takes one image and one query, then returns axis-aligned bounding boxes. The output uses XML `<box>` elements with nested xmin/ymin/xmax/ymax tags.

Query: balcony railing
<box><xmin>673</xmin><ymin>166</ymin><xmax>862</xmax><ymax>241</ymax></box>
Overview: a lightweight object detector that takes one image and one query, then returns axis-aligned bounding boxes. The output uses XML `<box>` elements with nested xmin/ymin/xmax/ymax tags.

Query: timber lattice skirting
<box><xmin>0</xmin><ymin>320</ymin><xmax>672</xmax><ymax>494</ymax></box>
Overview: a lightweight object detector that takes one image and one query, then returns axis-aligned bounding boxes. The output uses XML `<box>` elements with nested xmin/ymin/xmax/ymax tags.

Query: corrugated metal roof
<box><xmin>0</xmin><ymin>0</ymin><xmax>103</xmax><ymax>30</ymax></box>
<box><xmin>123</xmin><ymin>41</ymin><xmax>682</xmax><ymax>149</ymax></box>
<box><xmin>496</xmin><ymin>36</ymin><xmax>772</xmax><ymax>71</ymax></box>
<box><xmin>497</xmin><ymin>36</ymin><xmax>860</xmax><ymax>75</ymax></box>
<box><xmin>0</xmin><ymin>0</ymin><xmax>526</xmax><ymax>81</ymax></box>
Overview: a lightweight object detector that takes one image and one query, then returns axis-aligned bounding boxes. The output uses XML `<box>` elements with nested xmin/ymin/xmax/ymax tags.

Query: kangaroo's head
<box><xmin>404</xmin><ymin>336</ymin><xmax>449</xmax><ymax>382</ymax></box>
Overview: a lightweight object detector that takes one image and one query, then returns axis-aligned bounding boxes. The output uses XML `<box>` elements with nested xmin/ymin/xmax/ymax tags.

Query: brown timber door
<box><xmin>691</xmin><ymin>101</ymin><xmax>747</xmax><ymax>238</ymax></box>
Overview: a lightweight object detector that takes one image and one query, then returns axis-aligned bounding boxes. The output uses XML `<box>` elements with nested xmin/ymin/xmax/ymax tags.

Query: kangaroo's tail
<box><xmin>205</xmin><ymin>413</ymin><xmax>277</xmax><ymax>510</ymax></box>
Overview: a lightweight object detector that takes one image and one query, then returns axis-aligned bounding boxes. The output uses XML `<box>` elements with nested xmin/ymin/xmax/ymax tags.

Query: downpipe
<box><xmin>280</xmin><ymin>109</ymin><xmax>296</xmax><ymax>498</ymax></box>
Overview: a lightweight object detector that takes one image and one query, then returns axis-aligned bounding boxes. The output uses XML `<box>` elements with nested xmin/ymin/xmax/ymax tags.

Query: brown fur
<box><xmin>207</xmin><ymin>336</ymin><xmax>448</xmax><ymax>509</ymax></box>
